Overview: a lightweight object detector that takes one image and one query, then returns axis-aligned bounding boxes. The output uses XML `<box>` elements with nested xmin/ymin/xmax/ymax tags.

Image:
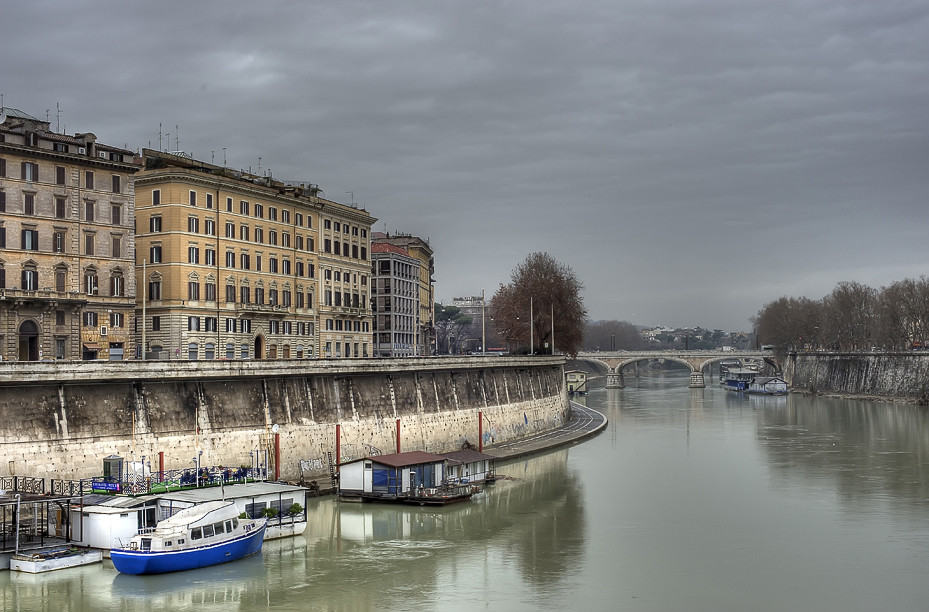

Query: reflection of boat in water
<box><xmin>110</xmin><ymin>500</ymin><xmax>266</xmax><ymax>575</ymax></box>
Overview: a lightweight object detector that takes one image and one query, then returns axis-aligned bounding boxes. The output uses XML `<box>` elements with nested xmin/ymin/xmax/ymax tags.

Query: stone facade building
<box><xmin>371</xmin><ymin>232</ymin><xmax>435</xmax><ymax>355</ymax></box>
<box><xmin>134</xmin><ymin>149</ymin><xmax>375</xmax><ymax>360</ymax></box>
<box><xmin>0</xmin><ymin>108</ymin><xmax>139</xmax><ymax>361</ymax></box>
<box><xmin>371</xmin><ymin>242</ymin><xmax>421</xmax><ymax>357</ymax></box>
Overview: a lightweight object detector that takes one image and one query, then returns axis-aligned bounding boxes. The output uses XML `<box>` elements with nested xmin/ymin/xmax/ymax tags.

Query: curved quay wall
<box><xmin>0</xmin><ymin>356</ymin><xmax>568</xmax><ymax>481</ymax></box>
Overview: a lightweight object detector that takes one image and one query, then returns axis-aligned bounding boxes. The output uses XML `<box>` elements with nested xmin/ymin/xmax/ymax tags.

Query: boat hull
<box><xmin>110</xmin><ymin>522</ymin><xmax>266</xmax><ymax>575</ymax></box>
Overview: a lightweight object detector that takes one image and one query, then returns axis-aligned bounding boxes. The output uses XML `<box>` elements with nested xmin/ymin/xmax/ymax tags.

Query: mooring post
<box><xmin>479</xmin><ymin>411</ymin><xmax>484</xmax><ymax>452</ymax></box>
<box><xmin>274</xmin><ymin>433</ymin><xmax>281</xmax><ymax>480</ymax></box>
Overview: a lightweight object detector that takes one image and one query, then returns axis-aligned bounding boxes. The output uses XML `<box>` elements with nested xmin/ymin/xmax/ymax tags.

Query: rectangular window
<box><xmin>188</xmin><ymin>316</ymin><xmax>201</xmax><ymax>331</ymax></box>
<box><xmin>240</xmin><ymin>253</ymin><xmax>250</xmax><ymax>270</ymax></box>
<box><xmin>85</xmin><ymin>233</ymin><xmax>95</xmax><ymax>255</ymax></box>
<box><xmin>24</xmin><ymin>193</ymin><xmax>35</xmax><ymax>216</ymax></box>
<box><xmin>22</xmin><ymin>229</ymin><xmax>39</xmax><ymax>251</ymax></box>
<box><xmin>205</xmin><ymin>219</ymin><xmax>215</xmax><ymax>235</ymax></box>
<box><xmin>54</xmin><ymin>231</ymin><xmax>65</xmax><ymax>253</ymax></box>
<box><xmin>240</xmin><ymin>200</ymin><xmax>249</xmax><ymax>215</ymax></box>
<box><xmin>282</xmin><ymin>259</ymin><xmax>291</xmax><ymax>275</ymax></box>
<box><xmin>226</xmin><ymin>197</ymin><xmax>233</xmax><ymax>212</ymax></box>
<box><xmin>269</xmin><ymin>207</ymin><xmax>277</xmax><ymax>221</ymax></box>
<box><xmin>205</xmin><ymin>282</ymin><xmax>216</xmax><ymax>302</ymax></box>
<box><xmin>226</xmin><ymin>285</ymin><xmax>236</xmax><ymax>303</ymax></box>
<box><xmin>112</xmin><ymin>204</ymin><xmax>122</xmax><ymax>225</ymax></box>
<box><xmin>225</xmin><ymin>251</ymin><xmax>235</xmax><ymax>268</ymax></box>
<box><xmin>205</xmin><ymin>248</ymin><xmax>216</xmax><ymax>266</ymax></box>
<box><xmin>205</xmin><ymin>316</ymin><xmax>217</xmax><ymax>331</ymax></box>
<box><xmin>240</xmin><ymin>286</ymin><xmax>250</xmax><ymax>304</ymax></box>
<box><xmin>226</xmin><ymin>318</ymin><xmax>237</xmax><ymax>333</ymax></box>
<box><xmin>56</xmin><ymin>197</ymin><xmax>67</xmax><ymax>219</ymax></box>
<box><xmin>111</xmin><ymin>312</ymin><xmax>125</xmax><ymax>328</ymax></box>
<box><xmin>150</xmin><ymin>245</ymin><xmax>162</xmax><ymax>263</ymax></box>
<box><xmin>269</xmin><ymin>258</ymin><xmax>278</xmax><ymax>274</ymax></box>
<box><xmin>189</xmin><ymin>190</ymin><xmax>197</xmax><ymax>206</ymax></box>
<box><xmin>21</xmin><ymin>161</ymin><xmax>39</xmax><ymax>181</ymax></box>
<box><xmin>22</xmin><ymin>269</ymin><xmax>38</xmax><ymax>291</ymax></box>
<box><xmin>84</xmin><ymin>273</ymin><xmax>98</xmax><ymax>295</ymax></box>
<box><xmin>240</xmin><ymin>225</ymin><xmax>249</xmax><ymax>241</ymax></box>
<box><xmin>188</xmin><ymin>217</ymin><xmax>199</xmax><ymax>233</ymax></box>
<box><xmin>296</xmin><ymin>235</ymin><xmax>304</xmax><ymax>250</ymax></box>
<box><xmin>56</xmin><ymin>166</ymin><xmax>66</xmax><ymax>185</ymax></box>
<box><xmin>255</xmin><ymin>227</ymin><xmax>263</xmax><ymax>244</ymax></box>
<box><xmin>206</xmin><ymin>193</ymin><xmax>213</xmax><ymax>209</ymax></box>
<box><xmin>255</xmin><ymin>287</ymin><xmax>264</xmax><ymax>304</ymax></box>
<box><xmin>324</xmin><ymin>239</ymin><xmax>331</xmax><ymax>253</ymax></box>
<box><xmin>83</xmin><ymin>312</ymin><xmax>98</xmax><ymax>327</ymax></box>
<box><xmin>149</xmin><ymin>281</ymin><xmax>162</xmax><ymax>300</ymax></box>
<box><xmin>255</xmin><ymin>254</ymin><xmax>262</xmax><ymax>272</ymax></box>
<box><xmin>295</xmin><ymin>212</ymin><xmax>303</xmax><ymax>227</ymax></box>
<box><xmin>188</xmin><ymin>282</ymin><xmax>200</xmax><ymax>300</ymax></box>
<box><xmin>152</xmin><ymin>189</ymin><xmax>160</xmax><ymax>205</ymax></box>
<box><xmin>112</xmin><ymin>175</ymin><xmax>121</xmax><ymax>193</ymax></box>
<box><xmin>0</xmin><ymin>157</ymin><xmax>5</xmax><ymax>177</ymax></box>
<box><xmin>255</xmin><ymin>204</ymin><xmax>263</xmax><ymax>219</ymax></box>
<box><xmin>152</xmin><ymin>316</ymin><xmax>161</xmax><ymax>331</ymax></box>
<box><xmin>150</xmin><ymin>216</ymin><xmax>162</xmax><ymax>232</ymax></box>
<box><xmin>225</xmin><ymin>222</ymin><xmax>235</xmax><ymax>238</ymax></box>
<box><xmin>188</xmin><ymin>246</ymin><xmax>199</xmax><ymax>264</ymax></box>
<box><xmin>85</xmin><ymin>201</ymin><xmax>95</xmax><ymax>222</ymax></box>
<box><xmin>112</xmin><ymin>235</ymin><xmax>122</xmax><ymax>257</ymax></box>
<box><xmin>86</xmin><ymin>171</ymin><xmax>94</xmax><ymax>189</ymax></box>
<box><xmin>282</xmin><ymin>210</ymin><xmax>290</xmax><ymax>223</ymax></box>
<box><xmin>269</xmin><ymin>289</ymin><xmax>278</xmax><ymax>305</ymax></box>
<box><xmin>110</xmin><ymin>276</ymin><xmax>124</xmax><ymax>297</ymax></box>
<box><xmin>56</xmin><ymin>310</ymin><xmax>66</xmax><ymax>325</ymax></box>
<box><xmin>0</xmin><ymin>190</ymin><xmax>5</xmax><ymax>212</ymax></box>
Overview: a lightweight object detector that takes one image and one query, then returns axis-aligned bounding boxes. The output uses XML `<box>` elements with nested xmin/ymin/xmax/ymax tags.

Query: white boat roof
<box><xmin>156</xmin><ymin>481</ymin><xmax>307</xmax><ymax>504</ymax></box>
<box><xmin>157</xmin><ymin>500</ymin><xmax>237</xmax><ymax>531</ymax></box>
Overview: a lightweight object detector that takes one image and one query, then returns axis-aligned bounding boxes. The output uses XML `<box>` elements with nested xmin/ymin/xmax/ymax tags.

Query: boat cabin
<box><xmin>565</xmin><ymin>370</ymin><xmax>588</xmax><ymax>394</ymax></box>
<box><xmin>440</xmin><ymin>449</ymin><xmax>496</xmax><ymax>484</ymax></box>
<box><xmin>339</xmin><ymin>452</ymin><xmax>449</xmax><ymax>501</ymax></box>
<box><xmin>748</xmin><ymin>376</ymin><xmax>789</xmax><ymax>395</ymax></box>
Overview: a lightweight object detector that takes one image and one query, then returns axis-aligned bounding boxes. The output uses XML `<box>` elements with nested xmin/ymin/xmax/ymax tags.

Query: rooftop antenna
<box><xmin>258</xmin><ymin>157</ymin><xmax>262</xmax><ymax>175</ymax></box>
<box><xmin>223</xmin><ymin>148</ymin><xmax>226</xmax><ymax>166</ymax></box>
<box><xmin>159</xmin><ymin>123</ymin><xmax>163</xmax><ymax>151</ymax></box>
<box><xmin>346</xmin><ymin>191</ymin><xmax>354</xmax><ymax>207</ymax></box>
<box><xmin>56</xmin><ymin>102</ymin><xmax>61</xmax><ymax>132</ymax></box>
<box><xmin>211</xmin><ymin>150</ymin><xmax>215</xmax><ymax>164</ymax></box>
<box><xmin>175</xmin><ymin>124</ymin><xmax>179</xmax><ymax>151</ymax></box>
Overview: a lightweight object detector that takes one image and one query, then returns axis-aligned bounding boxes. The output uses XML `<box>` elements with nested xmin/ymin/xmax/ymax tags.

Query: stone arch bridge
<box><xmin>574</xmin><ymin>350</ymin><xmax>781</xmax><ymax>388</ymax></box>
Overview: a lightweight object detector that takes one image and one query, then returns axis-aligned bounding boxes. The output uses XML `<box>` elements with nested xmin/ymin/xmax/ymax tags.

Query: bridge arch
<box><xmin>572</xmin><ymin>351</ymin><xmax>781</xmax><ymax>389</ymax></box>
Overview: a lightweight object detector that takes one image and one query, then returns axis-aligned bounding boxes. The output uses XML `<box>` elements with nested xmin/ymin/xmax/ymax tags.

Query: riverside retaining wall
<box><xmin>784</xmin><ymin>352</ymin><xmax>929</xmax><ymax>402</ymax></box>
<box><xmin>0</xmin><ymin>356</ymin><xmax>568</xmax><ymax>481</ymax></box>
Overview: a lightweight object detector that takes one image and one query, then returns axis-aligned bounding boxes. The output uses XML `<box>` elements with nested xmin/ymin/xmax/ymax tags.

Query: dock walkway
<box><xmin>485</xmin><ymin>401</ymin><xmax>606</xmax><ymax>461</ymax></box>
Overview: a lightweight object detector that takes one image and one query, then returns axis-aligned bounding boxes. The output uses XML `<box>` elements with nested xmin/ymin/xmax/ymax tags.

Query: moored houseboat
<box><xmin>339</xmin><ymin>451</ymin><xmax>481</xmax><ymax>505</ymax></box>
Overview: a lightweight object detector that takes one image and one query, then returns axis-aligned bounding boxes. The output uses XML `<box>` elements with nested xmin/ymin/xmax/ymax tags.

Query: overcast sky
<box><xmin>3</xmin><ymin>1</ymin><xmax>927</xmax><ymax>330</ymax></box>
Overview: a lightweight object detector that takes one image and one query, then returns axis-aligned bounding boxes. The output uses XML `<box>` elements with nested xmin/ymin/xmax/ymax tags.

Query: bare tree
<box><xmin>490</xmin><ymin>252</ymin><xmax>587</xmax><ymax>357</ymax></box>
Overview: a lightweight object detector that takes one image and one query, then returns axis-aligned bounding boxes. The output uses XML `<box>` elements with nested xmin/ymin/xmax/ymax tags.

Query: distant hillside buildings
<box><xmin>0</xmin><ymin>107</ymin><xmax>434</xmax><ymax>361</ymax></box>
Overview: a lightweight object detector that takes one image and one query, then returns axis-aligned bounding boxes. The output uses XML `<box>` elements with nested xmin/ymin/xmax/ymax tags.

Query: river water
<box><xmin>4</xmin><ymin>370</ymin><xmax>929</xmax><ymax>611</ymax></box>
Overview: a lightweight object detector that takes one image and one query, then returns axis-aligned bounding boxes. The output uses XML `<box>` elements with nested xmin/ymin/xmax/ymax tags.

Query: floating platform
<box><xmin>10</xmin><ymin>546</ymin><xmax>103</xmax><ymax>573</ymax></box>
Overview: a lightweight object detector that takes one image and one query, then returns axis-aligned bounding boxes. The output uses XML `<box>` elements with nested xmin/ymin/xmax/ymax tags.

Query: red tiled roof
<box><xmin>371</xmin><ymin>243</ymin><xmax>409</xmax><ymax>256</ymax></box>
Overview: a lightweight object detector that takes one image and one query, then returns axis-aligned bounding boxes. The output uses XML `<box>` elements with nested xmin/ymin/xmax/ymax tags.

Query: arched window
<box><xmin>188</xmin><ymin>342</ymin><xmax>198</xmax><ymax>360</ymax></box>
<box><xmin>204</xmin><ymin>343</ymin><xmax>215</xmax><ymax>359</ymax></box>
<box><xmin>225</xmin><ymin>343</ymin><xmax>235</xmax><ymax>359</ymax></box>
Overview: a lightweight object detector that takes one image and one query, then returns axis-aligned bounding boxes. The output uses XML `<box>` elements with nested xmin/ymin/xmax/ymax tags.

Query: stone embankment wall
<box><xmin>784</xmin><ymin>352</ymin><xmax>929</xmax><ymax>402</ymax></box>
<box><xmin>0</xmin><ymin>356</ymin><xmax>568</xmax><ymax>481</ymax></box>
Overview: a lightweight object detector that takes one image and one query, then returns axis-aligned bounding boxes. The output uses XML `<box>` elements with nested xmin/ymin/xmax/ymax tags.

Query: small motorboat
<box><xmin>110</xmin><ymin>500</ymin><xmax>266</xmax><ymax>575</ymax></box>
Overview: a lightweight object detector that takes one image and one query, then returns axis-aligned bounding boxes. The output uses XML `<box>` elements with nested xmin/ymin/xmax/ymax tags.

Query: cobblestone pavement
<box><xmin>485</xmin><ymin>401</ymin><xmax>607</xmax><ymax>461</ymax></box>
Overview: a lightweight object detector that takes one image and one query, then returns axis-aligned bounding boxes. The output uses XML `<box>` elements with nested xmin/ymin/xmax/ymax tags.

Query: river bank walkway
<box><xmin>485</xmin><ymin>401</ymin><xmax>607</xmax><ymax>461</ymax></box>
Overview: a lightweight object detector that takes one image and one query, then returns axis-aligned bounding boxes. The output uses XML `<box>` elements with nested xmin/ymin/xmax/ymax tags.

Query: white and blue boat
<box><xmin>110</xmin><ymin>500</ymin><xmax>266</xmax><ymax>575</ymax></box>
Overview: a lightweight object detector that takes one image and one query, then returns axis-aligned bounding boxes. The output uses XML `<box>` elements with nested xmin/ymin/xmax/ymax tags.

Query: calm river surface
<box><xmin>4</xmin><ymin>370</ymin><xmax>929</xmax><ymax>611</ymax></box>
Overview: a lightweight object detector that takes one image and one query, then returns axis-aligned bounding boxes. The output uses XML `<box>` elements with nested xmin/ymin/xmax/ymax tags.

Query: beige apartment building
<box><xmin>0</xmin><ymin>108</ymin><xmax>139</xmax><ymax>361</ymax></box>
<box><xmin>134</xmin><ymin>149</ymin><xmax>375</xmax><ymax>360</ymax></box>
<box><xmin>371</xmin><ymin>232</ymin><xmax>435</xmax><ymax>355</ymax></box>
